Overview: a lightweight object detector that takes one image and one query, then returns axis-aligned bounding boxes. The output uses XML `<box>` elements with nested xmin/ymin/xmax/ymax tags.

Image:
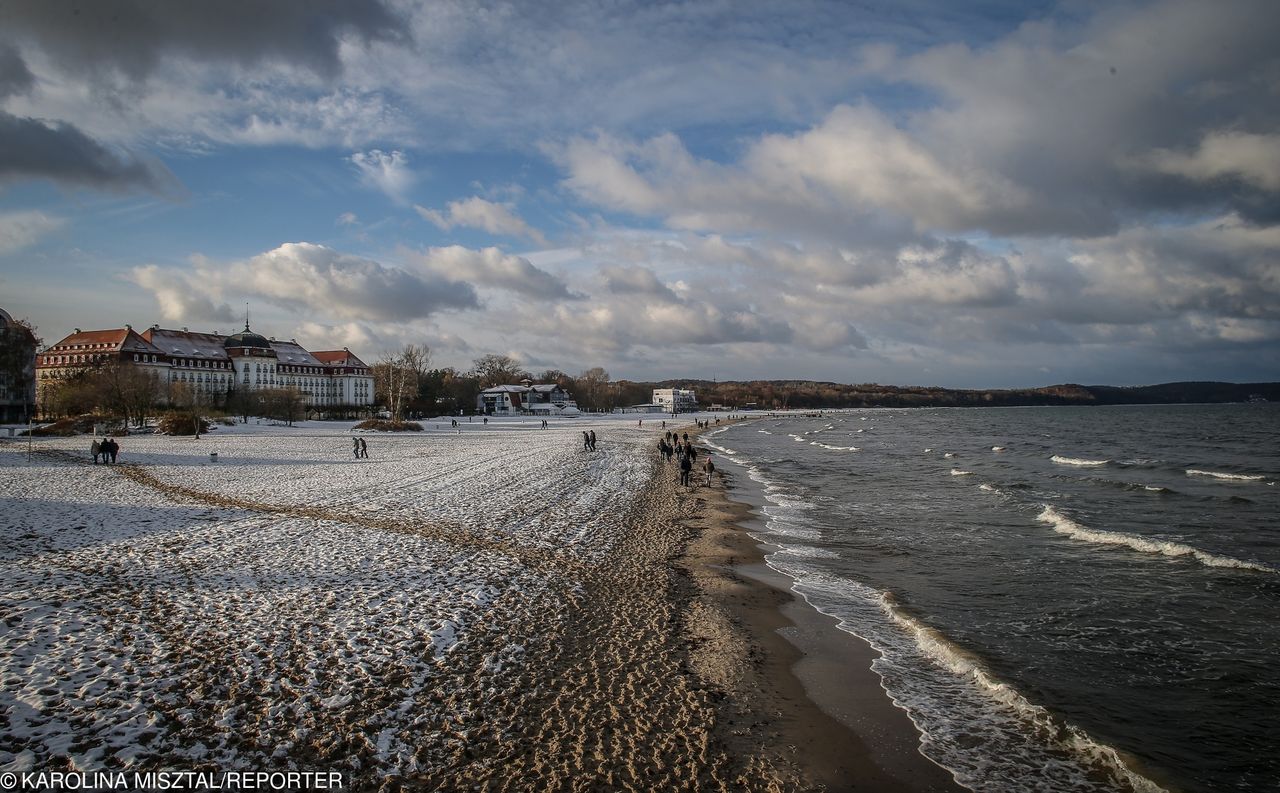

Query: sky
<box><xmin>1</xmin><ymin>0</ymin><xmax>1278</xmax><ymax>388</ymax></box>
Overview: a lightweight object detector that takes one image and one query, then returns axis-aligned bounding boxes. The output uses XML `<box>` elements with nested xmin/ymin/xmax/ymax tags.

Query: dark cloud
<box><xmin>0</xmin><ymin>111</ymin><xmax>181</xmax><ymax>194</ymax></box>
<box><xmin>0</xmin><ymin>43</ymin><xmax>34</xmax><ymax>98</ymax></box>
<box><xmin>4</xmin><ymin>0</ymin><xmax>402</xmax><ymax>83</ymax></box>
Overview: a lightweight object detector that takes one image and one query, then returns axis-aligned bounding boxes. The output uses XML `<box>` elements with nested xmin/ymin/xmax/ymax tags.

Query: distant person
<box><xmin>354</xmin><ymin>437</ymin><xmax>361</xmax><ymax>459</ymax></box>
<box><xmin>359</xmin><ymin>437</ymin><xmax>368</xmax><ymax>458</ymax></box>
<box><xmin>583</xmin><ymin>430</ymin><xmax>591</xmax><ymax>451</ymax></box>
<box><xmin>589</xmin><ymin>430</ymin><xmax>597</xmax><ymax>451</ymax></box>
<box><xmin>106</xmin><ymin>438</ymin><xmax>119</xmax><ymax>464</ymax></box>
<box><xmin>682</xmin><ymin>432</ymin><xmax>689</xmax><ymax>444</ymax></box>
<box><xmin>679</xmin><ymin>452</ymin><xmax>692</xmax><ymax>487</ymax></box>
<box><xmin>638</xmin><ymin>419</ymin><xmax>643</xmax><ymax>428</ymax></box>
<box><xmin>704</xmin><ymin>455</ymin><xmax>715</xmax><ymax>486</ymax></box>
<box><xmin>90</xmin><ymin>439</ymin><xmax>101</xmax><ymax>464</ymax></box>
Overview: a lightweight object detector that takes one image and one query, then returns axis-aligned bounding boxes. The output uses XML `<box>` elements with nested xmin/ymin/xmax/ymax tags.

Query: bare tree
<box><xmin>98</xmin><ymin>362</ymin><xmax>161</xmax><ymax>427</ymax></box>
<box><xmin>575</xmin><ymin>366</ymin><xmax>612</xmax><ymax>412</ymax></box>
<box><xmin>471</xmin><ymin>354</ymin><xmax>526</xmax><ymax>388</ymax></box>
<box><xmin>375</xmin><ymin>344</ymin><xmax>432</xmax><ymax>419</ymax></box>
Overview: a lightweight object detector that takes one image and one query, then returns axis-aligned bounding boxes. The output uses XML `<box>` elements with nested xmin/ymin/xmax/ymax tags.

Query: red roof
<box><xmin>312</xmin><ymin>349</ymin><xmax>368</xmax><ymax>367</ymax></box>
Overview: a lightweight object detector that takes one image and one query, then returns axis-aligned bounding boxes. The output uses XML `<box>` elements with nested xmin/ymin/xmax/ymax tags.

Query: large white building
<box><xmin>652</xmin><ymin>388</ymin><xmax>698</xmax><ymax>413</ymax></box>
<box><xmin>36</xmin><ymin>322</ymin><xmax>374</xmax><ymax>412</ymax></box>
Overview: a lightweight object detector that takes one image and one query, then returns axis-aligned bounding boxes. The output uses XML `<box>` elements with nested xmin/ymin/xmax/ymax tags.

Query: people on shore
<box><xmin>90</xmin><ymin>439</ymin><xmax>101</xmax><ymax>464</ymax></box>
<box><xmin>102</xmin><ymin>438</ymin><xmax>119</xmax><ymax>464</ymax></box>
<box><xmin>353</xmin><ymin>437</ymin><xmax>361</xmax><ymax>459</ymax></box>
<box><xmin>359</xmin><ymin>437</ymin><xmax>368</xmax><ymax>458</ymax></box>
<box><xmin>679</xmin><ymin>451</ymin><xmax>692</xmax><ymax>486</ymax></box>
<box><xmin>589</xmin><ymin>430</ymin><xmax>597</xmax><ymax>451</ymax></box>
<box><xmin>704</xmin><ymin>455</ymin><xmax>715</xmax><ymax>486</ymax></box>
<box><xmin>582</xmin><ymin>430</ymin><xmax>591</xmax><ymax>451</ymax></box>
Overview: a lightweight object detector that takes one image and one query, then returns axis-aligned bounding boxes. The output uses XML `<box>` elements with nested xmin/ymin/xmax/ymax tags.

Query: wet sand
<box><xmin>680</xmin><ymin>458</ymin><xmax>966</xmax><ymax>792</ymax></box>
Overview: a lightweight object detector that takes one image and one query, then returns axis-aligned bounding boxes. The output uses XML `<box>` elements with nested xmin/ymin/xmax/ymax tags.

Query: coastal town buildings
<box><xmin>35</xmin><ymin>322</ymin><xmax>374</xmax><ymax>414</ymax></box>
<box><xmin>478</xmin><ymin>380</ymin><xmax>580</xmax><ymax>416</ymax></box>
<box><xmin>0</xmin><ymin>307</ymin><xmax>37</xmax><ymax>422</ymax></box>
<box><xmin>652</xmin><ymin>388</ymin><xmax>698</xmax><ymax>413</ymax></box>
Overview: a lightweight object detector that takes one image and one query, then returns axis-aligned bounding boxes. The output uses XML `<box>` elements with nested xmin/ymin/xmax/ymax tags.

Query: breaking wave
<box><xmin>1186</xmin><ymin>469</ymin><xmax>1266</xmax><ymax>482</ymax></box>
<box><xmin>1052</xmin><ymin>456</ymin><xmax>1110</xmax><ymax>467</ymax></box>
<box><xmin>1037</xmin><ymin>506</ymin><xmax>1276</xmax><ymax>574</ymax></box>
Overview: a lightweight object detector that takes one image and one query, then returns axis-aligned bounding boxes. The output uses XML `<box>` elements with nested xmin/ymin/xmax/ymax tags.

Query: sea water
<box><xmin>705</xmin><ymin>404</ymin><xmax>1280</xmax><ymax>793</ymax></box>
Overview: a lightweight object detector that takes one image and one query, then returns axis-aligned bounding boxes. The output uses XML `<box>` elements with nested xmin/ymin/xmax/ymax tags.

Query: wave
<box><xmin>777</xmin><ymin>570</ymin><xmax>1169</xmax><ymax>793</ymax></box>
<box><xmin>944</xmin><ymin>452</ymin><xmax>955</xmax><ymax>458</ymax></box>
<box><xmin>811</xmin><ymin>442</ymin><xmax>860</xmax><ymax>451</ymax></box>
<box><xmin>950</xmin><ymin>469</ymin><xmax>973</xmax><ymax>476</ymax></box>
<box><xmin>991</xmin><ymin>446</ymin><xmax>1006</xmax><ymax>452</ymax></box>
<box><xmin>1186</xmin><ymin>469</ymin><xmax>1266</xmax><ymax>482</ymax></box>
<box><xmin>757</xmin><ymin>430</ymin><xmax>772</xmax><ymax>435</ymax></box>
<box><xmin>1037</xmin><ymin>505</ymin><xmax>1276</xmax><ymax>574</ymax></box>
<box><xmin>1051</xmin><ymin>455</ymin><xmax>1110</xmax><ymax>467</ymax></box>
<box><xmin>923</xmin><ymin>448</ymin><xmax>933</xmax><ymax>453</ymax></box>
<box><xmin>979</xmin><ymin>484</ymin><xmax>998</xmax><ymax>492</ymax></box>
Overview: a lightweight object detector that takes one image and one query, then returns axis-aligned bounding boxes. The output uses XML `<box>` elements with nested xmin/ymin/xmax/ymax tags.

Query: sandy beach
<box><xmin>0</xmin><ymin>417</ymin><xmax>958</xmax><ymax>791</ymax></box>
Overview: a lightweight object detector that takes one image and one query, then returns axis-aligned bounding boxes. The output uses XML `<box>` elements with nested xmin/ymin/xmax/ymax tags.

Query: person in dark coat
<box><xmin>105</xmin><ymin>438</ymin><xmax>119</xmax><ymax>463</ymax></box>
<box><xmin>582</xmin><ymin>430</ymin><xmax>591</xmax><ymax>451</ymax></box>
<box><xmin>679</xmin><ymin>452</ymin><xmax>692</xmax><ymax>487</ymax></box>
<box><xmin>359</xmin><ymin>437</ymin><xmax>368</xmax><ymax>458</ymax></box>
<box><xmin>354</xmin><ymin>437</ymin><xmax>361</xmax><ymax>459</ymax></box>
<box><xmin>589</xmin><ymin>430</ymin><xmax>597</xmax><ymax>451</ymax></box>
<box><xmin>90</xmin><ymin>440</ymin><xmax>101</xmax><ymax>464</ymax></box>
<box><xmin>704</xmin><ymin>455</ymin><xmax>715</xmax><ymax>486</ymax></box>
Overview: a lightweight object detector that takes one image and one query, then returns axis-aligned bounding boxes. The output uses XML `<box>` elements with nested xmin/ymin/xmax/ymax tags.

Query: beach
<box><xmin>0</xmin><ymin>416</ymin><xmax>955</xmax><ymax>790</ymax></box>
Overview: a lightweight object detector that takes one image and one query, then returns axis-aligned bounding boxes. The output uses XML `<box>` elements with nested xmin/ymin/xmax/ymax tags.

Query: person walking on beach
<box><xmin>105</xmin><ymin>438</ymin><xmax>119</xmax><ymax>464</ymax></box>
<box><xmin>90</xmin><ymin>439</ymin><xmax>101</xmax><ymax>464</ymax></box>
<box><xmin>359</xmin><ymin>437</ymin><xmax>368</xmax><ymax>458</ymax></box>
<box><xmin>353</xmin><ymin>437</ymin><xmax>361</xmax><ymax>459</ymax></box>
<box><xmin>589</xmin><ymin>430</ymin><xmax>597</xmax><ymax>451</ymax></box>
<box><xmin>704</xmin><ymin>455</ymin><xmax>715</xmax><ymax>486</ymax></box>
<box><xmin>679</xmin><ymin>452</ymin><xmax>692</xmax><ymax>487</ymax></box>
<box><xmin>685</xmin><ymin>442</ymin><xmax>697</xmax><ymax>463</ymax></box>
<box><xmin>583</xmin><ymin>430</ymin><xmax>591</xmax><ymax>451</ymax></box>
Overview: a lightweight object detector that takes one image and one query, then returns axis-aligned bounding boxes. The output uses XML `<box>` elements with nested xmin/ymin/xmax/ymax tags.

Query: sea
<box><xmin>704</xmin><ymin>403</ymin><xmax>1279</xmax><ymax>793</ymax></box>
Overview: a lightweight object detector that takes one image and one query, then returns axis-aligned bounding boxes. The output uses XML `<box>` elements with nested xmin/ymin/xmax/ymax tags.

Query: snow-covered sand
<box><xmin>0</xmin><ymin>417</ymin><xmax>664</xmax><ymax>780</ymax></box>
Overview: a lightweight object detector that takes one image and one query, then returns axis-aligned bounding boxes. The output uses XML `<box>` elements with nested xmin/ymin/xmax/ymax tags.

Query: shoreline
<box><xmin>676</xmin><ymin>443</ymin><xmax>964</xmax><ymax>792</ymax></box>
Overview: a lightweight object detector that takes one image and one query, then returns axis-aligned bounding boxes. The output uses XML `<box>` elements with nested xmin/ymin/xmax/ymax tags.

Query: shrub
<box><xmin>24</xmin><ymin>414</ymin><xmax>122</xmax><ymax>436</ymax></box>
<box><xmin>157</xmin><ymin>411</ymin><xmax>213</xmax><ymax>436</ymax></box>
<box><xmin>353</xmin><ymin>419</ymin><xmax>423</xmax><ymax>432</ymax></box>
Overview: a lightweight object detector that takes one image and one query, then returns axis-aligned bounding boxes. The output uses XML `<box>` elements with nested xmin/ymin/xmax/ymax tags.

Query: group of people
<box><xmin>90</xmin><ymin>438</ymin><xmax>120</xmax><ymax>464</ymax></box>
<box><xmin>352</xmin><ymin>436</ymin><xmax>369</xmax><ymax>458</ymax></box>
<box><xmin>581</xmin><ymin>430</ymin><xmax>598</xmax><ymax>451</ymax></box>
<box><xmin>657</xmin><ymin>431</ymin><xmax>715</xmax><ymax>486</ymax></box>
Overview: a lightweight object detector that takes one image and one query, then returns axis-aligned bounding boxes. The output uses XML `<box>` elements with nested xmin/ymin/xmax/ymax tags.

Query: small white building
<box><xmin>479</xmin><ymin>380</ymin><xmax>579</xmax><ymax>416</ymax></box>
<box><xmin>652</xmin><ymin>388</ymin><xmax>698</xmax><ymax>413</ymax></box>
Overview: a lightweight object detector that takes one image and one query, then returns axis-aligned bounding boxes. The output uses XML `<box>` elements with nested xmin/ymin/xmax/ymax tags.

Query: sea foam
<box><xmin>1051</xmin><ymin>456</ymin><xmax>1109</xmax><ymax>467</ymax></box>
<box><xmin>1186</xmin><ymin>469</ymin><xmax>1266</xmax><ymax>482</ymax></box>
<box><xmin>1037</xmin><ymin>506</ymin><xmax>1276</xmax><ymax>574</ymax></box>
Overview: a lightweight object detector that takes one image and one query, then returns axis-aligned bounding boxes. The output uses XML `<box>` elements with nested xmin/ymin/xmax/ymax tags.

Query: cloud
<box><xmin>415</xmin><ymin>197</ymin><xmax>547</xmax><ymax>244</ymax></box>
<box><xmin>337</xmin><ymin>211</ymin><xmax>359</xmax><ymax>226</ymax></box>
<box><xmin>1146</xmin><ymin>131</ymin><xmax>1280</xmax><ymax>191</ymax></box>
<box><xmin>129</xmin><ymin>264</ymin><xmax>237</xmax><ymax>323</ymax></box>
<box><xmin>2</xmin><ymin>0</ymin><xmax>401</xmax><ymax>84</ymax></box>
<box><xmin>349</xmin><ymin>149</ymin><xmax>414</xmax><ymax>202</ymax></box>
<box><xmin>0</xmin><ymin>111</ymin><xmax>182</xmax><ymax>195</ymax></box>
<box><xmin>0</xmin><ymin>210</ymin><xmax>63</xmax><ymax>255</ymax></box>
<box><xmin>0</xmin><ymin>43</ymin><xmax>34</xmax><ymax>98</ymax></box>
<box><xmin>131</xmin><ymin>243</ymin><xmax>479</xmax><ymax>324</ymax></box>
<box><xmin>599</xmin><ymin>265</ymin><xmax>679</xmax><ymax>301</ymax></box>
<box><xmin>406</xmin><ymin>245</ymin><xmax>571</xmax><ymax>300</ymax></box>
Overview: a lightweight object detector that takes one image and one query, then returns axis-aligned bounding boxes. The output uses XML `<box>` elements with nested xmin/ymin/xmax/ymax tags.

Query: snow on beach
<box><xmin>0</xmin><ymin>417</ymin><xmax>662</xmax><ymax>778</ymax></box>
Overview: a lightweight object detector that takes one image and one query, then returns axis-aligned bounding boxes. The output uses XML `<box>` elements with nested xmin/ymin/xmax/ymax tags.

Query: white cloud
<box><xmin>0</xmin><ymin>210</ymin><xmax>63</xmax><ymax>255</ymax></box>
<box><xmin>1146</xmin><ymin>131</ymin><xmax>1280</xmax><ymax>191</ymax></box>
<box><xmin>414</xmin><ymin>197</ymin><xmax>547</xmax><ymax>244</ymax></box>
<box><xmin>349</xmin><ymin>149</ymin><xmax>414</xmax><ymax>202</ymax></box>
<box><xmin>131</xmin><ymin>243</ymin><xmax>479</xmax><ymax>324</ymax></box>
<box><xmin>128</xmin><ymin>264</ymin><xmax>236</xmax><ymax>323</ymax></box>
<box><xmin>406</xmin><ymin>245</ymin><xmax>570</xmax><ymax>300</ymax></box>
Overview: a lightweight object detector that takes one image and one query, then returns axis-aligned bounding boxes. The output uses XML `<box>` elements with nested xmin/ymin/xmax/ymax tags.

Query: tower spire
<box><xmin>244</xmin><ymin>303</ymin><xmax>250</xmax><ymax>332</ymax></box>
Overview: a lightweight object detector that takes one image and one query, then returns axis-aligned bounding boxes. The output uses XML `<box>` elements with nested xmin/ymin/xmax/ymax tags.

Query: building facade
<box><xmin>35</xmin><ymin>322</ymin><xmax>375</xmax><ymax>414</ymax></box>
<box><xmin>0</xmin><ymin>308</ymin><xmax>37</xmax><ymax>422</ymax></box>
<box><xmin>652</xmin><ymin>388</ymin><xmax>698</xmax><ymax>413</ymax></box>
<box><xmin>478</xmin><ymin>380</ymin><xmax>580</xmax><ymax>416</ymax></box>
